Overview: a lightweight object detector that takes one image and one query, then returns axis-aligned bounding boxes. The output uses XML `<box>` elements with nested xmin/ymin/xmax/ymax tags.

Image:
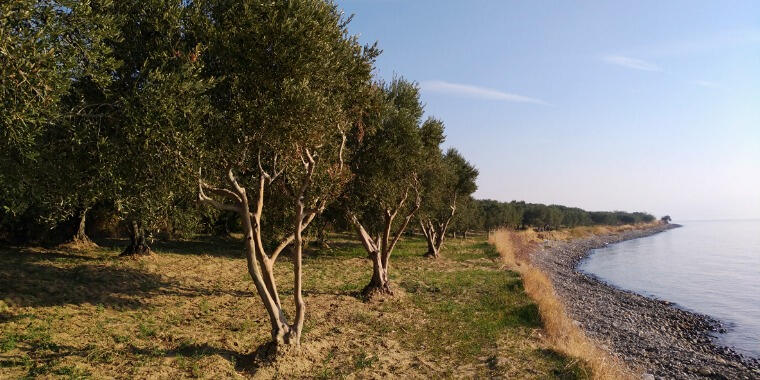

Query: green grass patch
<box><xmin>402</xmin><ymin>268</ymin><xmax>535</xmax><ymax>359</ymax></box>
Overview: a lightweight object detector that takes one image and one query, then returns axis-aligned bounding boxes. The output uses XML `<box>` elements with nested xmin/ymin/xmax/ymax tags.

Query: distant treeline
<box><xmin>451</xmin><ymin>199</ymin><xmax>656</xmax><ymax>233</ymax></box>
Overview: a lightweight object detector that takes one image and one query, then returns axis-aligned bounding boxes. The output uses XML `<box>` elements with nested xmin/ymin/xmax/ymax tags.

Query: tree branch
<box><xmin>226</xmin><ymin>168</ymin><xmax>246</xmax><ymax>197</ymax></box>
<box><xmin>387</xmin><ymin>186</ymin><xmax>421</xmax><ymax>255</ymax></box>
<box><xmin>348</xmin><ymin>211</ymin><xmax>379</xmax><ymax>254</ymax></box>
<box><xmin>271</xmin><ymin>210</ymin><xmax>318</xmax><ymax>262</ymax></box>
<box><xmin>200</xmin><ymin>181</ymin><xmax>242</xmax><ymax>203</ymax></box>
<box><xmin>198</xmin><ymin>180</ymin><xmax>240</xmax><ymax>213</ymax></box>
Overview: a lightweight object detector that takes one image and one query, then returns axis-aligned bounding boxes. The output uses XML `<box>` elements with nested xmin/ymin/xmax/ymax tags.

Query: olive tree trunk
<box><xmin>349</xmin><ymin>188</ymin><xmax>419</xmax><ymax>298</ymax></box>
<box><xmin>120</xmin><ymin>220</ymin><xmax>151</xmax><ymax>256</ymax></box>
<box><xmin>74</xmin><ymin>208</ymin><xmax>89</xmax><ymax>242</ymax></box>
<box><xmin>66</xmin><ymin>207</ymin><xmax>98</xmax><ymax>247</ymax></box>
<box><xmin>198</xmin><ymin>154</ymin><xmax>320</xmax><ymax>347</ymax></box>
<box><xmin>420</xmin><ymin>198</ymin><xmax>456</xmax><ymax>259</ymax></box>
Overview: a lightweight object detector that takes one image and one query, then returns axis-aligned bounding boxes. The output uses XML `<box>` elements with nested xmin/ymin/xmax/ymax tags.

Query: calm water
<box><xmin>579</xmin><ymin>220</ymin><xmax>760</xmax><ymax>357</ymax></box>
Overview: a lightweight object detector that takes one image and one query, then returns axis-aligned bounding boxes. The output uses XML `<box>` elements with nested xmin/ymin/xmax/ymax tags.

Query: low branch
<box><xmin>349</xmin><ymin>211</ymin><xmax>379</xmax><ymax>254</ymax></box>
<box><xmin>198</xmin><ymin>182</ymin><xmax>240</xmax><ymax>213</ymax></box>
<box><xmin>200</xmin><ymin>181</ymin><xmax>242</xmax><ymax>203</ymax></box>
<box><xmin>387</xmin><ymin>190</ymin><xmax>421</xmax><ymax>255</ymax></box>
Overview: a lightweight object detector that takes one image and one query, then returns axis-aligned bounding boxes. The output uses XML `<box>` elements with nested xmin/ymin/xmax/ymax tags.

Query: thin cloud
<box><xmin>421</xmin><ymin>80</ymin><xmax>547</xmax><ymax>105</ymax></box>
<box><xmin>694</xmin><ymin>80</ymin><xmax>720</xmax><ymax>88</ymax></box>
<box><xmin>629</xmin><ymin>28</ymin><xmax>760</xmax><ymax>57</ymax></box>
<box><xmin>601</xmin><ymin>55</ymin><xmax>661</xmax><ymax>71</ymax></box>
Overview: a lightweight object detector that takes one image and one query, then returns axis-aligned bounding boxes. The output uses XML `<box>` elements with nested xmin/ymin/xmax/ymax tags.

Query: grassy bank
<box><xmin>1</xmin><ymin>234</ymin><xmax>588</xmax><ymax>378</ymax></box>
<box><xmin>488</xmin><ymin>224</ymin><xmax>660</xmax><ymax>380</ymax></box>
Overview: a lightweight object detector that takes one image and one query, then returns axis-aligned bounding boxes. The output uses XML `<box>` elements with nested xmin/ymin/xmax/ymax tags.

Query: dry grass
<box><xmin>57</xmin><ymin>238</ymin><xmax>100</xmax><ymax>252</ymax></box>
<box><xmin>533</xmin><ymin>222</ymin><xmax>659</xmax><ymax>243</ymax></box>
<box><xmin>489</xmin><ymin>227</ymin><xmax>642</xmax><ymax>380</ymax></box>
<box><xmin>0</xmin><ymin>235</ymin><xmax>588</xmax><ymax>379</ymax></box>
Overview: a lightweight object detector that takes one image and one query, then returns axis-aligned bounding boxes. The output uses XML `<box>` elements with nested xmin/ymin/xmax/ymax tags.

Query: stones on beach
<box><xmin>530</xmin><ymin>224</ymin><xmax>760</xmax><ymax>380</ymax></box>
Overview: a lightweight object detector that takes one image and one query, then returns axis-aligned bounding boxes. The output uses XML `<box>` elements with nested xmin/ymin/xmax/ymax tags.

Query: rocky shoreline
<box><xmin>531</xmin><ymin>224</ymin><xmax>760</xmax><ymax>379</ymax></box>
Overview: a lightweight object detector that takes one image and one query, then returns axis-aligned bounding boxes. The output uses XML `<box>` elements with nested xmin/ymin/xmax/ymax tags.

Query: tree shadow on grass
<box><xmin>98</xmin><ymin>236</ymin><xmax>245</xmax><ymax>259</ymax></box>
<box><xmin>150</xmin><ymin>237</ymin><xmax>245</xmax><ymax>258</ymax></box>
<box><xmin>127</xmin><ymin>340</ymin><xmax>274</xmax><ymax>376</ymax></box>
<box><xmin>0</xmin><ymin>247</ymin><xmax>168</xmax><ymax>309</ymax></box>
<box><xmin>0</xmin><ymin>246</ymin><xmax>104</xmax><ymax>262</ymax></box>
<box><xmin>0</xmin><ymin>246</ymin><xmax>258</xmax><ymax>310</ymax></box>
<box><xmin>128</xmin><ymin>341</ymin><xmax>241</xmax><ymax>361</ymax></box>
<box><xmin>536</xmin><ymin>348</ymin><xmax>591</xmax><ymax>379</ymax></box>
<box><xmin>506</xmin><ymin>303</ymin><xmax>542</xmax><ymax>328</ymax></box>
<box><xmin>233</xmin><ymin>341</ymin><xmax>282</xmax><ymax>375</ymax></box>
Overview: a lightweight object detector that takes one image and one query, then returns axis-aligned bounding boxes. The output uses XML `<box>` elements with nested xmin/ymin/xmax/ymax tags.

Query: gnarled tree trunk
<box><xmin>73</xmin><ymin>208</ymin><xmax>90</xmax><ymax>242</ymax></box>
<box><xmin>364</xmin><ymin>250</ymin><xmax>391</xmax><ymax>295</ymax></box>
<box><xmin>350</xmin><ymin>188</ymin><xmax>420</xmax><ymax>298</ymax></box>
<box><xmin>120</xmin><ymin>220</ymin><xmax>151</xmax><ymax>256</ymax></box>
<box><xmin>198</xmin><ymin>157</ymin><xmax>320</xmax><ymax>347</ymax></box>
<box><xmin>67</xmin><ymin>207</ymin><xmax>98</xmax><ymax>246</ymax></box>
<box><xmin>420</xmin><ymin>197</ymin><xmax>456</xmax><ymax>259</ymax></box>
<box><xmin>421</xmin><ymin>221</ymin><xmax>440</xmax><ymax>258</ymax></box>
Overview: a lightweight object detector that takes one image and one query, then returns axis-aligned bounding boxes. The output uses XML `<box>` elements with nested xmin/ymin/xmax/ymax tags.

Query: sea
<box><xmin>578</xmin><ymin>220</ymin><xmax>760</xmax><ymax>358</ymax></box>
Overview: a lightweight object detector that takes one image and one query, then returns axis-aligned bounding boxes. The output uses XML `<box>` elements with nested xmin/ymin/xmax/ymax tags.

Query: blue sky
<box><xmin>337</xmin><ymin>1</ymin><xmax>760</xmax><ymax>220</ymax></box>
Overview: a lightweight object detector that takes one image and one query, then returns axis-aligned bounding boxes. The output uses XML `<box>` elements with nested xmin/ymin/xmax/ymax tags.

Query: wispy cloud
<box><xmin>601</xmin><ymin>55</ymin><xmax>661</xmax><ymax>71</ymax></box>
<box><xmin>694</xmin><ymin>80</ymin><xmax>720</xmax><ymax>88</ymax></box>
<box><xmin>421</xmin><ymin>80</ymin><xmax>547</xmax><ymax>105</ymax></box>
<box><xmin>628</xmin><ymin>28</ymin><xmax>760</xmax><ymax>57</ymax></box>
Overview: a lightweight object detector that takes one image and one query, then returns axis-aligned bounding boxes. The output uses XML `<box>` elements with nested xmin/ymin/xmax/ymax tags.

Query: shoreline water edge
<box><xmin>531</xmin><ymin>224</ymin><xmax>760</xmax><ymax>379</ymax></box>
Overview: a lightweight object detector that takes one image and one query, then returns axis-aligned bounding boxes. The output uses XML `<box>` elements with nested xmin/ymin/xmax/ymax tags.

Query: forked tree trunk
<box><xmin>421</xmin><ymin>217</ymin><xmax>452</xmax><ymax>259</ymax></box>
<box><xmin>363</xmin><ymin>251</ymin><xmax>391</xmax><ymax>296</ymax></box>
<box><xmin>424</xmin><ymin>231</ymin><xmax>439</xmax><ymax>258</ymax></box>
<box><xmin>120</xmin><ymin>220</ymin><xmax>151</xmax><ymax>256</ymax></box>
<box><xmin>67</xmin><ymin>207</ymin><xmax>98</xmax><ymax>246</ymax></box>
<box><xmin>239</xmin><ymin>194</ymin><xmax>293</xmax><ymax>345</ymax></box>
<box><xmin>198</xmin><ymin>161</ymin><xmax>320</xmax><ymax>348</ymax></box>
<box><xmin>352</xmin><ymin>215</ymin><xmax>394</xmax><ymax>297</ymax></box>
<box><xmin>350</xmin><ymin>189</ymin><xmax>419</xmax><ymax>298</ymax></box>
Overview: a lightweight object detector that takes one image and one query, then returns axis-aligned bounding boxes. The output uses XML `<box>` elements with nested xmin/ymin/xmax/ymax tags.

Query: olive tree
<box><xmin>0</xmin><ymin>0</ymin><xmax>118</xmax><ymax>241</ymax></box>
<box><xmin>344</xmin><ymin>78</ymin><xmax>433</xmax><ymax>297</ymax></box>
<box><xmin>73</xmin><ymin>0</ymin><xmax>216</xmax><ymax>255</ymax></box>
<box><xmin>418</xmin><ymin>147</ymin><xmax>478</xmax><ymax>258</ymax></box>
<box><xmin>449</xmin><ymin>195</ymin><xmax>484</xmax><ymax>239</ymax></box>
<box><xmin>192</xmin><ymin>0</ymin><xmax>376</xmax><ymax>346</ymax></box>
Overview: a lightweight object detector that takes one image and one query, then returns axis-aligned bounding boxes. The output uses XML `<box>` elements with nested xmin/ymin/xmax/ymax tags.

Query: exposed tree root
<box><xmin>361</xmin><ymin>281</ymin><xmax>394</xmax><ymax>300</ymax></box>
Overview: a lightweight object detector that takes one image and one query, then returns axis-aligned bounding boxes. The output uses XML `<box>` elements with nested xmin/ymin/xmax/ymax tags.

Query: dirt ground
<box><xmin>0</xmin><ymin>234</ymin><xmax>588</xmax><ymax>379</ymax></box>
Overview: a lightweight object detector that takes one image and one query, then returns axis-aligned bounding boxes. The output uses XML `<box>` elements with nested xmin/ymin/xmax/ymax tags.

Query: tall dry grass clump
<box><xmin>489</xmin><ymin>229</ymin><xmax>636</xmax><ymax>380</ymax></box>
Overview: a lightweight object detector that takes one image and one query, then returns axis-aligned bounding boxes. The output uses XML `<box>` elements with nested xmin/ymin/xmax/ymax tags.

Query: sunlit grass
<box><xmin>1</xmin><ymin>233</ymin><xmax>589</xmax><ymax>378</ymax></box>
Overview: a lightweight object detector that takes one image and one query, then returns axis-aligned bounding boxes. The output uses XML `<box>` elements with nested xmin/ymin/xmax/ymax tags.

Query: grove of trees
<box><xmin>472</xmin><ymin>200</ymin><xmax>656</xmax><ymax>233</ymax></box>
<box><xmin>0</xmin><ymin>0</ymin><xmax>660</xmax><ymax>348</ymax></box>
